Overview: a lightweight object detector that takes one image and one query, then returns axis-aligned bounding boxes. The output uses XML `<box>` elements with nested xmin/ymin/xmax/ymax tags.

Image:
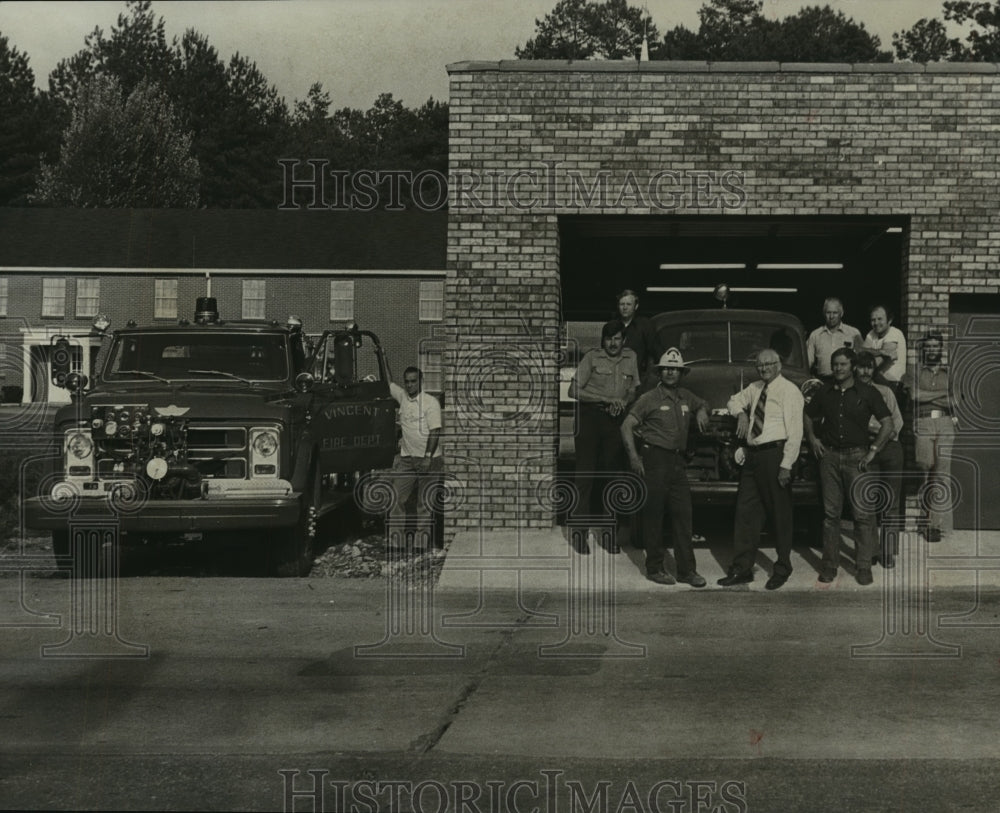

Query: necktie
<box><xmin>750</xmin><ymin>384</ymin><xmax>768</xmax><ymax>439</ymax></box>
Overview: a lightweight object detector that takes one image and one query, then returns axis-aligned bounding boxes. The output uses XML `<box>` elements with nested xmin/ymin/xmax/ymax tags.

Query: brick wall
<box><xmin>445</xmin><ymin>61</ymin><xmax>1000</xmax><ymax>530</ymax></box>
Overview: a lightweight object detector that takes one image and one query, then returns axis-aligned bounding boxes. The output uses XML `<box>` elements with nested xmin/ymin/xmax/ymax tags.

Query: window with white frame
<box><xmin>75</xmin><ymin>278</ymin><xmax>100</xmax><ymax>317</ymax></box>
<box><xmin>155</xmin><ymin>279</ymin><xmax>178</xmax><ymax>319</ymax></box>
<box><xmin>0</xmin><ymin>278</ymin><xmax>8</xmax><ymax>317</ymax></box>
<box><xmin>42</xmin><ymin>277</ymin><xmax>66</xmax><ymax>318</ymax></box>
<box><xmin>420</xmin><ymin>347</ymin><xmax>443</xmax><ymax>392</ymax></box>
<box><xmin>419</xmin><ymin>280</ymin><xmax>444</xmax><ymax>321</ymax></box>
<box><xmin>329</xmin><ymin>280</ymin><xmax>354</xmax><ymax>321</ymax></box>
<box><xmin>242</xmin><ymin>279</ymin><xmax>267</xmax><ymax>320</ymax></box>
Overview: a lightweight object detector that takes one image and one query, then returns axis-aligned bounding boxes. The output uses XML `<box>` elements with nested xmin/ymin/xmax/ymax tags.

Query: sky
<box><xmin>0</xmin><ymin>0</ymin><xmax>959</xmax><ymax>110</ymax></box>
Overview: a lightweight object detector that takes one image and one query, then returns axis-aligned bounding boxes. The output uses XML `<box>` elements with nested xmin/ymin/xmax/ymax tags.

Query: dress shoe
<box><xmin>856</xmin><ymin>568</ymin><xmax>874</xmax><ymax>586</ymax></box>
<box><xmin>606</xmin><ymin>541</ymin><xmax>622</xmax><ymax>554</ymax></box>
<box><xmin>765</xmin><ymin>573</ymin><xmax>788</xmax><ymax>590</ymax></box>
<box><xmin>926</xmin><ymin>527</ymin><xmax>942</xmax><ymax>543</ymax></box>
<box><xmin>717</xmin><ymin>570</ymin><xmax>753</xmax><ymax>587</ymax></box>
<box><xmin>677</xmin><ymin>571</ymin><xmax>707</xmax><ymax>588</ymax></box>
<box><xmin>570</xmin><ymin>535</ymin><xmax>590</xmax><ymax>555</ymax></box>
<box><xmin>647</xmin><ymin>570</ymin><xmax>676</xmax><ymax>585</ymax></box>
<box><xmin>818</xmin><ymin>569</ymin><xmax>837</xmax><ymax>583</ymax></box>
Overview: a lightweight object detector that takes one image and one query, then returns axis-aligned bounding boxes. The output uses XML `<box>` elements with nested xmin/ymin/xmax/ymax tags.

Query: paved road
<box><xmin>1</xmin><ymin>571</ymin><xmax>998</xmax><ymax>812</ymax></box>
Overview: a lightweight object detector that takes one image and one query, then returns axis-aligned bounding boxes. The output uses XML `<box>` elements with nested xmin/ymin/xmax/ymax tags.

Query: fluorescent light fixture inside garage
<box><xmin>658</xmin><ymin>263</ymin><xmax>747</xmax><ymax>270</ymax></box>
<box><xmin>647</xmin><ymin>286</ymin><xmax>798</xmax><ymax>293</ymax></box>
<box><xmin>755</xmin><ymin>263</ymin><xmax>844</xmax><ymax>270</ymax></box>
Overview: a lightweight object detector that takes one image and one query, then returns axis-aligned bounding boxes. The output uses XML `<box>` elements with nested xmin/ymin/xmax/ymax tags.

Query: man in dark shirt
<box><xmin>621</xmin><ymin>348</ymin><xmax>709</xmax><ymax>587</ymax></box>
<box><xmin>804</xmin><ymin>347</ymin><xmax>894</xmax><ymax>585</ymax></box>
<box><xmin>616</xmin><ymin>289</ymin><xmax>663</xmax><ymax>382</ymax></box>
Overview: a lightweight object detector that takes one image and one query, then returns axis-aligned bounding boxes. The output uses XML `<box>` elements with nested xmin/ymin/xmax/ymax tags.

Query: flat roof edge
<box><xmin>446</xmin><ymin>60</ymin><xmax>1000</xmax><ymax>75</ymax></box>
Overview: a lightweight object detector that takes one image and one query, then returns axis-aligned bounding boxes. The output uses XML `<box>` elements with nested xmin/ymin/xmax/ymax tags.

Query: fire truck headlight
<box><xmin>251</xmin><ymin>430</ymin><xmax>278</xmax><ymax>458</ymax></box>
<box><xmin>67</xmin><ymin>432</ymin><xmax>93</xmax><ymax>460</ymax></box>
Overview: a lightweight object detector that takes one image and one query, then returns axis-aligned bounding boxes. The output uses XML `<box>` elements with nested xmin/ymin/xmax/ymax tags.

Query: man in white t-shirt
<box><xmin>388</xmin><ymin>366</ymin><xmax>443</xmax><ymax>544</ymax></box>
<box><xmin>862</xmin><ymin>304</ymin><xmax>907</xmax><ymax>394</ymax></box>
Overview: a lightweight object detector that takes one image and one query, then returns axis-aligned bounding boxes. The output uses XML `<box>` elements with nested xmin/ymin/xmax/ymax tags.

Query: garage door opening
<box><xmin>556</xmin><ymin>214</ymin><xmax>909</xmax><ymax>523</ymax></box>
<box><xmin>559</xmin><ymin>214</ymin><xmax>908</xmax><ymax>346</ymax></box>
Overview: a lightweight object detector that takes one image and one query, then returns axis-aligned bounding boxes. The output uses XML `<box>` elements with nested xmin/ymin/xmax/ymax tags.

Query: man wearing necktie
<box><xmin>718</xmin><ymin>348</ymin><xmax>804</xmax><ymax>590</ymax></box>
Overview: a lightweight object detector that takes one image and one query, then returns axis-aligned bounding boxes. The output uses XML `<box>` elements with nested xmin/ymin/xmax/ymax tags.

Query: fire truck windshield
<box><xmin>105</xmin><ymin>332</ymin><xmax>290</xmax><ymax>383</ymax></box>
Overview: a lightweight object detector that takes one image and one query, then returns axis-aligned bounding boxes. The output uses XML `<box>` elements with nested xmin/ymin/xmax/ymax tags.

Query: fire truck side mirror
<box><xmin>333</xmin><ymin>334</ymin><xmax>355</xmax><ymax>385</ymax></box>
<box><xmin>295</xmin><ymin>372</ymin><xmax>315</xmax><ymax>393</ymax></box>
<box><xmin>51</xmin><ymin>337</ymin><xmax>72</xmax><ymax>388</ymax></box>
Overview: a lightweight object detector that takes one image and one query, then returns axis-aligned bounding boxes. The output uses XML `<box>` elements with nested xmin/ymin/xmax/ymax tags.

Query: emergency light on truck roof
<box><xmin>195</xmin><ymin>297</ymin><xmax>220</xmax><ymax>324</ymax></box>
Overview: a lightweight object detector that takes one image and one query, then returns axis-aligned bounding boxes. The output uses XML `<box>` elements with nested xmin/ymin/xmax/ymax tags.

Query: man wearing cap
<box><xmin>903</xmin><ymin>331</ymin><xmax>956</xmax><ymax>542</ymax></box>
<box><xmin>804</xmin><ymin>347</ymin><xmax>894</xmax><ymax>585</ymax></box>
<box><xmin>718</xmin><ymin>348</ymin><xmax>804</xmax><ymax>590</ymax></box>
<box><xmin>568</xmin><ymin>319</ymin><xmax>639</xmax><ymax>553</ymax></box>
<box><xmin>621</xmin><ymin>348</ymin><xmax>710</xmax><ymax>586</ymax></box>
<box><xmin>807</xmin><ymin>297</ymin><xmax>863</xmax><ymax>382</ymax></box>
<box><xmin>855</xmin><ymin>350</ymin><xmax>905</xmax><ymax>568</ymax></box>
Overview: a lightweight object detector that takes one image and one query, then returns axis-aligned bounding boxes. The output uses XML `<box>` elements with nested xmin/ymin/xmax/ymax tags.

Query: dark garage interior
<box><xmin>560</xmin><ymin>214</ymin><xmax>908</xmax><ymax>334</ymax></box>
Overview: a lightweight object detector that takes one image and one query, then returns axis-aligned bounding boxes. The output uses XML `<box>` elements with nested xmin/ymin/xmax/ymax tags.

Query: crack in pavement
<box><xmin>406</xmin><ymin>592</ymin><xmax>550</xmax><ymax>754</ymax></box>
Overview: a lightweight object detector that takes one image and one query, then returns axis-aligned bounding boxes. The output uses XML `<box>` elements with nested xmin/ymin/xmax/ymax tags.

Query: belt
<box><xmin>641</xmin><ymin>443</ymin><xmax>682</xmax><ymax>454</ymax></box>
<box><xmin>917</xmin><ymin>408</ymin><xmax>951</xmax><ymax>418</ymax></box>
<box><xmin>829</xmin><ymin>445</ymin><xmax>866</xmax><ymax>452</ymax></box>
<box><xmin>746</xmin><ymin>439</ymin><xmax>786</xmax><ymax>452</ymax></box>
<box><xmin>583</xmin><ymin>402</ymin><xmax>625</xmax><ymax>416</ymax></box>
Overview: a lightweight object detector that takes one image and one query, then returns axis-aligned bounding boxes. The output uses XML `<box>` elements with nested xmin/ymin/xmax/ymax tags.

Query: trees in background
<box><xmin>894</xmin><ymin>1</ymin><xmax>1000</xmax><ymax>61</ymax></box>
<box><xmin>0</xmin><ymin>35</ymin><xmax>60</xmax><ymax>205</ymax></box>
<box><xmin>10</xmin><ymin>0</ymin><xmax>1000</xmax><ymax>207</ymax></box>
<box><xmin>2</xmin><ymin>0</ymin><xmax>447</xmax><ymax>207</ymax></box>
<box><xmin>516</xmin><ymin>0</ymin><xmax>658</xmax><ymax>59</ymax></box>
<box><xmin>33</xmin><ymin>75</ymin><xmax>200</xmax><ymax>207</ymax></box>
<box><xmin>518</xmin><ymin>0</ymin><xmax>890</xmax><ymax>62</ymax></box>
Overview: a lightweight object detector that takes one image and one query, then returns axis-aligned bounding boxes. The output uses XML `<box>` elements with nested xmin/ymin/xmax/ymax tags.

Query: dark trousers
<box><xmin>640</xmin><ymin>445</ymin><xmax>696</xmax><ymax>577</ymax></box>
<box><xmin>730</xmin><ymin>445</ymin><xmax>794</xmax><ymax>578</ymax></box>
<box><xmin>819</xmin><ymin>447</ymin><xmax>878</xmax><ymax>571</ymax></box>
<box><xmin>574</xmin><ymin>405</ymin><xmax>626</xmax><ymax>518</ymax></box>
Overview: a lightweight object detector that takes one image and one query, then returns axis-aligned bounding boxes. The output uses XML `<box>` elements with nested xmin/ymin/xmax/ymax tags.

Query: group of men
<box><xmin>568</xmin><ymin>289</ymin><xmax>709</xmax><ymax>585</ymax></box>
<box><xmin>569</xmin><ymin>292</ymin><xmax>957</xmax><ymax>589</ymax></box>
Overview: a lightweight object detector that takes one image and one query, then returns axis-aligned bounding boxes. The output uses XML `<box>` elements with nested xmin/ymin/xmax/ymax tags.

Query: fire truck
<box><xmin>24</xmin><ymin>297</ymin><xmax>397</xmax><ymax>575</ymax></box>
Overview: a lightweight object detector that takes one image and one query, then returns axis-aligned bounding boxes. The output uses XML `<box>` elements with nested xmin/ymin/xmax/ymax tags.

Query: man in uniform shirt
<box><xmin>806</xmin><ymin>297</ymin><xmax>863</xmax><ymax>381</ymax></box>
<box><xmin>621</xmin><ymin>348</ymin><xmax>709</xmax><ymax>587</ymax></box>
<box><xmin>904</xmin><ymin>331</ymin><xmax>956</xmax><ymax>542</ymax></box>
<box><xmin>718</xmin><ymin>349</ymin><xmax>804</xmax><ymax>590</ymax></box>
<box><xmin>862</xmin><ymin>305</ymin><xmax>907</xmax><ymax>396</ymax></box>
<box><xmin>568</xmin><ymin>320</ymin><xmax>639</xmax><ymax>552</ymax></box>
<box><xmin>388</xmin><ymin>367</ymin><xmax>443</xmax><ymax>545</ymax></box>
<box><xmin>616</xmin><ymin>289</ymin><xmax>663</xmax><ymax>381</ymax></box>
<box><xmin>855</xmin><ymin>351</ymin><xmax>905</xmax><ymax>568</ymax></box>
<box><xmin>804</xmin><ymin>347</ymin><xmax>894</xmax><ymax>585</ymax></box>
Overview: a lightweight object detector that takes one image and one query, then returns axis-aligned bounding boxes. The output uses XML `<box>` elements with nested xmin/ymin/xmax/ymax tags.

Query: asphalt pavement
<box><xmin>1</xmin><ymin>543</ymin><xmax>999</xmax><ymax>812</ymax></box>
